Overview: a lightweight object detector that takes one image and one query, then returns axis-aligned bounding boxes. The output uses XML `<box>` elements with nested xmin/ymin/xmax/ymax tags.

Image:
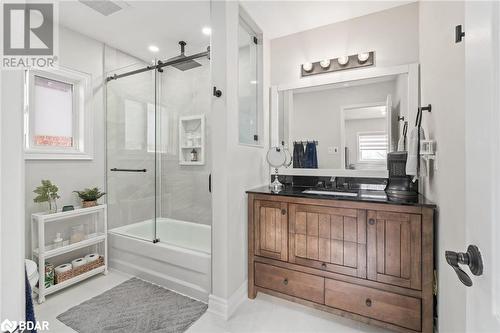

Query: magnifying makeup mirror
<box><xmin>267</xmin><ymin>146</ymin><xmax>287</xmax><ymax>192</ymax></box>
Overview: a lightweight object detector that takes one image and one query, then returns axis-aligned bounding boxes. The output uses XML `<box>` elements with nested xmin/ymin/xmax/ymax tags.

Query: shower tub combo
<box><xmin>108</xmin><ymin>218</ymin><xmax>211</xmax><ymax>302</ymax></box>
<box><xmin>106</xmin><ymin>41</ymin><xmax>212</xmax><ymax>303</ymax></box>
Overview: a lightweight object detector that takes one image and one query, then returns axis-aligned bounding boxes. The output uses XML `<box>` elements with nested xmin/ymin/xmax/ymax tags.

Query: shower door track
<box><xmin>106</xmin><ymin>49</ymin><xmax>210</xmax><ymax>82</ymax></box>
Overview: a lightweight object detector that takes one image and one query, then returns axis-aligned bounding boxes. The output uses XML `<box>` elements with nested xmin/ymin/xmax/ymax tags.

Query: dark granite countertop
<box><xmin>246</xmin><ymin>185</ymin><xmax>436</xmax><ymax>208</ymax></box>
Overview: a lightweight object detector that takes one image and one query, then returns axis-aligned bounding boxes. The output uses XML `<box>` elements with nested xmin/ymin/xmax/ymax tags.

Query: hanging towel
<box><xmin>397</xmin><ymin>121</ymin><xmax>408</xmax><ymax>151</ymax></box>
<box><xmin>293</xmin><ymin>142</ymin><xmax>305</xmax><ymax>168</ymax></box>
<box><xmin>406</xmin><ymin>125</ymin><xmax>427</xmax><ymax>181</ymax></box>
<box><xmin>304</xmin><ymin>142</ymin><xmax>318</xmax><ymax>168</ymax></box>
<box><xmin>25</xmin><ymin>268</ymin><xmax>37</xmax><ymax>333</ymax></box>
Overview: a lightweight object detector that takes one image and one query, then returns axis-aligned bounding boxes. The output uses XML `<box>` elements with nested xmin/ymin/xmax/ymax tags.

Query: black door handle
<box><xmin>445</xmin><ymin>245</ymin><xmax>483</xmax><ymax>287</ymax></box>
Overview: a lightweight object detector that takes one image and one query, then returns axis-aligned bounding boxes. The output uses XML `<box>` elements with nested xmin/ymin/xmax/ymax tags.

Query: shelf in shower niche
<box><xmin>32</xmin><ymin>233</ymin><xmax>106</xmax><ymax>259</ymax></box>
<box><xmin>179</xmin><ymin>161</ymin><xmax>204</xmax><ymax>166</ymax></box>
<box><xmin>179</xmin><ymin>115</ymin><xmax>205</xmax><ymax>166</ymax></box>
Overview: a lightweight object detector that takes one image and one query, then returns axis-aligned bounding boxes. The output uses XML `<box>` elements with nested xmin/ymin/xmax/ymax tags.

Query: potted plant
<box><xmin>33</xmin><ymin>180</ymin><xmax>60</xmax><ymax>213</ymax></box>
<box><xmin>73</xmin><ymin>187</ymin><xmax>106</xmax><ymax>208</ymax></box>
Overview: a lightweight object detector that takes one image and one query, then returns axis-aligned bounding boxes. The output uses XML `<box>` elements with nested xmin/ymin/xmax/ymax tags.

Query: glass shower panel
<box><xmin>238</xmin><ymin>20</ymin><xmax>259</xmax><ymax>145</ymax></box>
<box><xmin>156</xmin><ymin>56</ymin><xmax>212</xmax><ymax>241</ymax></box>
<box><xmin>106</xmin><ymin>64</ymin><xmax>157</xmax><ymax>242</ymax></box>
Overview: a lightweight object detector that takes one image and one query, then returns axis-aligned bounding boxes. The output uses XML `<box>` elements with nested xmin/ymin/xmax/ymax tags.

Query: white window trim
<box><xmin>24</xmin><ymin>66</ymin><xmax>93</xmax><ymax>160</ymax></box>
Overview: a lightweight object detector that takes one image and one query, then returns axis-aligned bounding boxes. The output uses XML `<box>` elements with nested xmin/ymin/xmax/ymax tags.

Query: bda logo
<box><xmin>0</xmin><ymin>319</ymin><xmax>17</xmax><ymax>333</ymax></box>
<box><xmin>3</xmin><ymin>3</ymin><xmax>53</xmax><ymax>56</ymax></box>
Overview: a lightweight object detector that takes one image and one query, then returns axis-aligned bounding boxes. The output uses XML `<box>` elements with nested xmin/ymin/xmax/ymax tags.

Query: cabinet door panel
<box><xmin>254</xmin><ymin>200</ymin><xmax>288</xmax><ymax>261</ymax></box>
<box><xmin>289</xmin><ymin>204</ymin><xmax>366</xmax><ymax>278</ymax></box>
<box><xmin>367</xmin><ymin>210</ymin><xmax>422</xmax><ymax>290</ymax></box>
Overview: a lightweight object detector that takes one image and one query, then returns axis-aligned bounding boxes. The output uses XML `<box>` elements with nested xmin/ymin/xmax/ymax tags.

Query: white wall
<box><xmin>0</xmin><ymin>71</ymin><xmax>26</xmax><ymax>324</ymax></box>
<box><xmin>25</xmin><ymin>27</ymin><xmax>106</xmax><ymax>254</ymax></box>
<box><xmin>210</xmin><ymin>1</ymin><xmax>269</xmax><ymax>317</ymax></box>
<box><xmin>418</xmin><ymin>1</ymin><xmax>466</xmax><ymax>332</ymax></box>
<box><xmin>270</xmin><ymin>2</ymin><xmax>419</xmax><ymax>85</ymax></box>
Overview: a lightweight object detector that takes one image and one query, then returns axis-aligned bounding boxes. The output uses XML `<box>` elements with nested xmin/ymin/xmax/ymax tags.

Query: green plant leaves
<box><xmin>73</xmin><ymin>187</ymin><xmax>106</xmax><ymax>201</ymax></box>
<box><xmin>33</xmin><ymin>180</ymin><xmax>60</xmax><ymax>203</ymax></box>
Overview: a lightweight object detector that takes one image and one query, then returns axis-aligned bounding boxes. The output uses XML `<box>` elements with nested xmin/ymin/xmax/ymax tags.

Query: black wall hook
<box><xmin>455</xmin><ymin>25</ymin><xmax>465</xmax><ymax>43</ymax></box>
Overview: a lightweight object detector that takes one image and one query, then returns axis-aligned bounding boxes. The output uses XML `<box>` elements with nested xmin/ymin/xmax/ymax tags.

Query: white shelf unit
<box><xmin>31</xmin><ymin>204</ymin><xmax>107</xmax><ymax>303</ymax></box>
<box><xmin>179</xmin><ymin>115</ymin><xmax>205</xmax><ymax>165</ymax></box>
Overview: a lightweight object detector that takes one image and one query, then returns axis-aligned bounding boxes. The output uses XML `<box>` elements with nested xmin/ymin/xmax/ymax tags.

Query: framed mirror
<box><xmin>270</xmin><ymin>63</ymin><xmax>419</xmax><ymax>178</ymax></box>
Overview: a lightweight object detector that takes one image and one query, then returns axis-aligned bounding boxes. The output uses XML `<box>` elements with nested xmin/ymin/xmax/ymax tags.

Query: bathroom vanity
<box><xmin>247</xmin><ymin>187</ymin><xmax>435</xmax><ymax>333</ymax></box>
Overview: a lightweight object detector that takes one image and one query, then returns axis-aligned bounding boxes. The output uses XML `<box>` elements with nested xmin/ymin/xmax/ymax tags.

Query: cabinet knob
<box><xmin>368</xmin><ymin>219</ymin><xmax>375</xmax><ymax>225</ymax></box>
<box><xmin>281</xmin><ymin>209</ymin><xmax>287</xmax><ymax>215</ymax></box>
<box><xmin>321</xmin><ymin>263</ymin><xmax>327</xmax><ymax>269</ymax></box>
<box><xmin>283</xmin><ymin>278</ymin><xmax>288</xmax><ymax>285</ymax></box>
<box><xmin>365</xmin><ymin>298</ymin><xmax>372</xmax><ymax>307</ymax></box>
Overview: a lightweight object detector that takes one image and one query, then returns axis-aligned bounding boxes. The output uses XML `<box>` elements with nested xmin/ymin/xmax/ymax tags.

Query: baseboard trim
<box><xmin>208</xmin><ymin>279</ymin><xmax>247</xmax><ymax>320</ymax></box>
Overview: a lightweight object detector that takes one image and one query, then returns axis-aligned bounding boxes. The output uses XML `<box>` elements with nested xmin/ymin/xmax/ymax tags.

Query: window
<box><xmin>25</xmin><ymin>67</ymin><xmax>92</xmax><ymax>159</ymax></box>
<box><xmin>357</xmin><ymin>132</ymin><xmax>388</xmax><ymax>162</ymax></box>
<box><xmin>238</xmin><ymin>17</ymin><xmax>262</xmax><ymax>146</ymax></box>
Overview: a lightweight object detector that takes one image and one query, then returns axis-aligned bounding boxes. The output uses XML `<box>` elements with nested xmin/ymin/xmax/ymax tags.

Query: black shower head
<box><xmin>167</xmin><ymin>41</ymin><xmax>201</xmax><ymax>71</ymax></box>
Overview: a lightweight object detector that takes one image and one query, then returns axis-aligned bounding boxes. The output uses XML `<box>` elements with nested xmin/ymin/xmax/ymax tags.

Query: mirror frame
<box><xmin>270</xmin><ymin>63</ymin><xmax>419</xmax><ymax>178</ymax></box>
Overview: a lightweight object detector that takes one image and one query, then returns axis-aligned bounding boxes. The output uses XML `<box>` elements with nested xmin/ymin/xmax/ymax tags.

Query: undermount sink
<box><xmin>302</xmin><ymin>189</ymin><xmax>358</xmax><ymax>197</ymax></box>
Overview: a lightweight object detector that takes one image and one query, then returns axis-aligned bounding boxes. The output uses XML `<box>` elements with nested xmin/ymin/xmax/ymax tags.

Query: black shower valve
<box><xmin>213</xmin><ymin>87</ymin><xmax>222</xmax><ymax>98</ymax></box>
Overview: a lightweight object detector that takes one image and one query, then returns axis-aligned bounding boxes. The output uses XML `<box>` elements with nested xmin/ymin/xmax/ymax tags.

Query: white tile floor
<box><xmin>35</xmin><ymin>270</ymin><xmax>387</xmax><ymax>333</ymax></box>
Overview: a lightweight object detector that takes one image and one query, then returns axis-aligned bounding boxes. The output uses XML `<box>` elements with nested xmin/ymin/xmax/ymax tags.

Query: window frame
<box><xmin>24</xmin><ymin>67</ymin><xmax>93</xmax><ymax>160</ymax></box>
<box><xmin>237</xmin><ymin>8</ymin><xmax>264</xmax><ymax>148</ymax></box>
<box><xmin>356</xmin><ymin>131</ymin><xmax>388</xmax><ymax>164</ymax></box>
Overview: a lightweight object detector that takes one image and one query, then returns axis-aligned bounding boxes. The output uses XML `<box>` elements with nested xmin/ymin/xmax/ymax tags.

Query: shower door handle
<box><xmin>110</xmin><ymin>168</ymin><xmax>147</xmax><ymax>172</ymax></box>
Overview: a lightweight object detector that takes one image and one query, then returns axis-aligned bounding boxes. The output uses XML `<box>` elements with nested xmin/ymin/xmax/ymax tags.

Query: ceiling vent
<box><xmin>78</xmin><ymin>0</ymin><xmax>129</xmax><ymax>16</ymax></box>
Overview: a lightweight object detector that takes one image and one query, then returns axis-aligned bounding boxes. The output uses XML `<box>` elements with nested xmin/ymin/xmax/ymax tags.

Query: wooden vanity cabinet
<box><xmin>248</xmin><ymin>193</ymin><xmax>435</xmax><ymax>333</ymax></box>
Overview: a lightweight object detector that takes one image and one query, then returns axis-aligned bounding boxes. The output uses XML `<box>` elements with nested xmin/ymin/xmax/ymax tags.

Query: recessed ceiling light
<box><xmin>148</xmin><ymin>45</ymin><xmax>159</xmax><ymax>53</ymax></box>
<box><xmin>202</xmin><ymin>27</ymin><xmax>211</xmax><ymax>36</ymax></box>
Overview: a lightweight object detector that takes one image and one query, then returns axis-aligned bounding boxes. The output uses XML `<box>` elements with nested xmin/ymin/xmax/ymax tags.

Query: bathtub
<box><xmin>108</xmin><ymin>218</ymin><xmax>211</xmax><ymax>302</ymax></box>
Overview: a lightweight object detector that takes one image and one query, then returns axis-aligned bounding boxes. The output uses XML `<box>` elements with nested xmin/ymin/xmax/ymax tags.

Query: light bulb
<box><xmin>319</xmin><ymin>59</ymin><xmax>331</xmax><ymax>69</ymax></box>
<box><xmin>337</xmin><ymin>56</ymin><xmax>349</xmax><ymax>66</ymax></box>
<box><xmin>357</xmin><ymin>52</ymin><xmax>370</xmax><ymax>63</ymax></box>
<box><xmin>302</xmin><ymin>62</ymin><xmax>313</xmax><ymax>72</ymax></box>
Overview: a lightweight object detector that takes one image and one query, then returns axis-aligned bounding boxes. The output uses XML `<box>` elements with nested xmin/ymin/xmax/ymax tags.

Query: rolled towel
<box><xmin>55</xmin><ymin>263</ymin><xmax>72</xmax><ymax>274</ymax></box>
<box><xmin>84</xmin><ymin>253</ymin><xmax>100</xmax><ymax>263</ymax></box>
<box><xmin>71</xmin><ymin>258</ymin><xmax>87</xmax><ymax>268</ymax></box>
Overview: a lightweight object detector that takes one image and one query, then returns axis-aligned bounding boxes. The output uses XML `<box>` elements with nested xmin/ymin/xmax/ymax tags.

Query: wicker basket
<box><xmin>55</xmin><ymin>256</ymin><xmax>104</xmax><ymax>284</ymax></box>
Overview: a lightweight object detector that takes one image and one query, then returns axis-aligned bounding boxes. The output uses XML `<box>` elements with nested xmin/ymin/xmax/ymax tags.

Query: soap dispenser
<box><xmin>54</xmin><ymin>232</ymin><xmax>63</xmax><ymax>248</ymax></box>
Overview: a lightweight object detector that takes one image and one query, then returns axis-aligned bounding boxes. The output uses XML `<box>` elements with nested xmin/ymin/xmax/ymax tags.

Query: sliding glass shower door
<box><xmin>106</xmin><ymin>64</ymin><xmax>160</xmax><ymax>242</ymax></box>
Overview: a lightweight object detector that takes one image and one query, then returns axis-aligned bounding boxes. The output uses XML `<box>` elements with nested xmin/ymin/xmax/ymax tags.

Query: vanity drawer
<box><xmin>255</xmin><ymin>262</ymin><xmax>324</xmax><ymax>304</ymax></box>
<box><xmin>325</xmin><ymin>279</ymin><xmax>421</xmax><ymax>331</ymax></box>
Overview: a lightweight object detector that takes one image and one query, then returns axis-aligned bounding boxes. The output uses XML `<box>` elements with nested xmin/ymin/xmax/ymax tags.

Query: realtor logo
<box><xmin>3</xmin><ymin>3</ymin><xmax>53</xmax><ymax>55</ymax></box>
<box><xmin>1</xmin><ymin>2</ymin><xmax>58</xmax><ymax>68</ymax></box>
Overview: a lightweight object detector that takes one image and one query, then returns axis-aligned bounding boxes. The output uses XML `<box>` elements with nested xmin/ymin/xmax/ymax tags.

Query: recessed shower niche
<box><xmin>179</xmin><ymin>115</ymin><xmax>205</xmax><ymax>165</ymax></box>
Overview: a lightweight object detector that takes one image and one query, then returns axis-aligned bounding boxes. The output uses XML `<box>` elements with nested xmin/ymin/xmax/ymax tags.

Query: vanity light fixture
<box><xmin>302</xmin><ymin>62</ymin><xmax>314</xmax><ymax>72</ymax></box>
<box><xmin>357</xmin><ymin>52</ymin><xmax>370</xmax><ymax>64</ymax></box>
<box><xmin>319</xmin><ymin>59</ymin><xmax>331</xmax><ymax>69</ymax></box>
<box><xmin>301</xmin><ymin>51</ymin><xmax>375</xmax><ymax>77</ymax></box>
<box><xmin>148</xmin><ymin>45</ymin><xmax>159</xmax><ymax>53</ymax></box>
<box><xmin>337</xmin><ymin>56</ymin><xmax>349</xmax><ymax>66</ymax></box>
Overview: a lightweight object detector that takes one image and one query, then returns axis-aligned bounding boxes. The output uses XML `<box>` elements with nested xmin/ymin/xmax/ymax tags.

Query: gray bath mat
<box><xmin>57</xmin><ymin>278</ymin><xmax>207</xmax><ymax>333</ymax></box>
